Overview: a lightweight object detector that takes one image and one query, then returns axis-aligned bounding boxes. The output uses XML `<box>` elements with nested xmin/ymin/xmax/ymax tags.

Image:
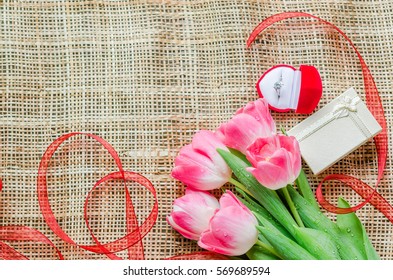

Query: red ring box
<box><xmin>256</xmin><ymin>64</ymin><xmax>322</xmax><ymax>114</ymax></box>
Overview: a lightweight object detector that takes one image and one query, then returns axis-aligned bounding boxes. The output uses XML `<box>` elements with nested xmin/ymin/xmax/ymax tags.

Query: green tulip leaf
<box><xmin>246</xmin><ymin>245</ymin><xmax>280</xmax><ymax>260</ymax></box>
<box><xmin>287</xmin><ymin>186</ymin><xmax>365</xmax><ymax>260</ymax></box>
<box><xmin>257</xmin><ymin>226</ymin><xmax>317</xmax><ymax>260</ymax></box>
<box><xmin>256</xmin><ymin>209</ymin><xmax>339</xmax><ymax>260</ymax></box>
<box><xmin>336</xmin><ymin>197</ymin><xmax>367</xmax><ymax>259</ymax></box>
<box><xmin>286</xmin><ymin>185</ymin><xmax>338</xmax><ymax>231</ymax></box>
<box><xmin>252</xmin><ymin>210</ymin><xmax>294</xmax><ymax>241</ymax></box>
<box><xmin>228</xmin><ymin>147</ymin><xmax>249</xmax><ymax>163</ymax></box>
<box><xmin>295</xmin><ymin>169</ymin><xmax>320</xmax><ymax>211</ymax></box>
<box><xmin>362</xmin><ymin>226</ymin><xmax>380</xmax><ymax>260</ymax></box>
<box><xmin>292</xmin><ymin>226</ymin><xmax>341</xmax><ymax>260</ymax></box>
<box><xmin>336</xmin><ymin>197</ymin><xmax>379</xmax><ymax>260</ymax></box>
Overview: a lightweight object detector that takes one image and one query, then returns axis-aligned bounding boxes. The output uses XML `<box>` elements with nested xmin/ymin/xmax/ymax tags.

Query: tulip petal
<box><xmin>191</xmin><ymin>130</ymin><xmax>231</xmax><ymax>176</ymax></box>
<box><xmin>171</xmin><ymin>210</ymin><xmax>213</xmax><ymax>240</ymax></box>
<box><xmin>172</xmin><ymin>131</ymin><xmax>231</xmax><ymax>191</ymax></box>
<box><xmin>199</xmin><ymin>211</ymin><xmax>257</xmax><ymax>256</ymax></box>
<box><xmin>198</xmin><ymin>192</ymin><xmax>258</xmax><ymax>256</ymax></box>
<box><xmin>247</xmin><ymin>160</ymin><xmax>289</xmax><ymax>190</ymax></box>
<box><xmin>172</xmin><ymin>165</ymin><xmax>228</xmax><ymax>190</ymax></box>
<box><xmin>223</xmin><ymin>114</ymin><xmax>270</xmax><ymax>154</ymax></box>
<box><xmin>278</xmin><ymin>135</ymin><xmax>301</xmax><ymax>179</ymax></box>
<box><xmin>198</xmin><ymin>230</ymin><xmax>235</xmax><ymax>255</ymax></box>
<box><xmin>246</xmin><ymin>137</ymin><xmax>278</xmax><ymax>166</ymax></box>
<box><xmin>167</xmin><ymin>189</ymin><xmax>220</xmax><ymax>240</ymax></box>
<box><xmin>184</xmin><ymin>189</ymin><xmax>220</xmax><ymax>208</ymax></box>
<box><xmin>246</xmin><ymin>135</ymin><xmax>302</xmax><ymax>190</ymax></box>
<box><xmin>236</xmin><ymin>99</ymin><xmax>276</xmax><ymax>132</ymax></box>
<box><xmin>174</xmin><ymin>145</ymin><xmax>217</xmax><ymax>171</ymax></box>
<box><xmin>167</xmin><ymin>215</ymin><xmax>199</xmax><ymax>241</ymax></box>
<box><xmin>217</xmin><ymin>99</ymin><xmax>276</xmax><ymax>155</ymax></box>
<box><xmin>215</xmin><ymin>124</ymin><xmax>226</xmax><ymax>142</ymax></box>
<box><xmin>219</xmin><ymin>190</ymin><xmax>251</xmax><ymax>213</ymax></box>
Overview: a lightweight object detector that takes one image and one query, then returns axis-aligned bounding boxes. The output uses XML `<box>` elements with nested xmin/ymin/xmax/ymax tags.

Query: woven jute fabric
<box><xmin>1</xmin><ymin>0</ymin><xmax>392</xmax><ymax>260</ymax></box>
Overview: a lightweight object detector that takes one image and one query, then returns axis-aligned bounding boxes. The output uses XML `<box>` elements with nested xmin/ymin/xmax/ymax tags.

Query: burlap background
<box><xmin>1</xmin><ymin>0</ymin><xmax>392</xmax><ymax>260</ymax></box>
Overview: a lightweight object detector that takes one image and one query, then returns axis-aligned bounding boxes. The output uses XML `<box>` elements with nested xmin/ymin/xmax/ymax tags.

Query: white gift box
<box><xmin>287</xmin><ymin>88</ymin><xmax>382</xmax><ymax>175</ymax></box>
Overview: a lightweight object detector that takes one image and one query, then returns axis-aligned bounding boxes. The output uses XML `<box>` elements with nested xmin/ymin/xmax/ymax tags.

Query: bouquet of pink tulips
<box><xmin>167</xmin><ymin>99</ymin><xmax>379</xmax><ymax>260</ymax></box>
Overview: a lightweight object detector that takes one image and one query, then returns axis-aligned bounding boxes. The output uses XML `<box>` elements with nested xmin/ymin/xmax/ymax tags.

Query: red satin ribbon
<box><xmin>0</xmin><ymin>226</ymin><xmax>64</xmax><ymax>260</ymax></box>
<box><xmin>247</xmin><ymin>12</ymin><xmax>391</xmax><ymax>221</ymax></box>
<box><xmin>1</xmin><ymin>132</ymin><xmax>227</xmax><ymax>260</ymax></box>
<box><xmin>1</xmin><ymin>132</ymin><xmax>159</xmax><ymax>259</ymax></box>
<box><xmin>37</xmin><ymin>132</ymin><xmax>159</xmax><ymax>260</ymax></box>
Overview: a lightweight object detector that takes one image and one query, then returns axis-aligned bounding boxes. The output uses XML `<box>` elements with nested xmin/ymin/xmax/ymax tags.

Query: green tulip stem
<box><xmin>228</xmin><ymin>177</ymin><xmax>254</xmax><ymax>198</ymax></box>
<box><xmin>282</xmin><ymin>186</ymin><xmax>305</xmax><ymax>228</ymax></box>
<box><xmin>255</xmin><ymin>240</ymin><xmax>281</xmax><ymax>259</ymax></box>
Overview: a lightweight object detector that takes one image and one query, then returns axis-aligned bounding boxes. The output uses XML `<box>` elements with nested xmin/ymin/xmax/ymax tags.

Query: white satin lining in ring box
<box><xmin>258</xmin><ymin>66</ymin><xmax>302</xmax><ymax>110</ymax></box>
<box><xmin>287</xmin><ymin>88</ymin><xmax>382</xmax><ymax>175</ymax></box>
<box><xmin>256</xmin><ymin>64</ymin><xmax>322</xmax><ymax>114</ymax></box>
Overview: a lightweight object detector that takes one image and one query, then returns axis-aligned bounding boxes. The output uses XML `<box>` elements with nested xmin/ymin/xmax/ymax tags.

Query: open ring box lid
<box><xmin>256</xmin><ymin>64</ymin><xmax>323</xmax><ymax>114</ymax></box>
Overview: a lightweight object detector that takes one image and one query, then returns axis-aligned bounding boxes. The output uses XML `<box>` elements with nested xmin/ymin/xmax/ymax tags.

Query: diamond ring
<box><xmin>273</xmin><ymin>72</ymin><xmax>284</xmax><ymax>99</ymax></box>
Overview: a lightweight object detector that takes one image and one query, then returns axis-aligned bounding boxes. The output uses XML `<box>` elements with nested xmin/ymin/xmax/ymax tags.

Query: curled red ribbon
<box><xmin>1</xmin><ymin>132</ymin><xmax>227</xmax><ymax>260</ymax></box>
<box><xmin>37</xmin><ymin>132</ymin><xmax>159</xmax><ymax>260</ymax></box>
<box><xmin>0</xmin><ymin>226</ymin><xmax>64</xmax><ymax>260</ymax></box>
<box><xmin>1</xmin><ymin>132</ymin><xmax>158</xmax><ymax>259</ymax></box>
<box><xmin>247</xmin><ymin>12</ymin><xmax>391</xmax><ymax>221</ymax></box>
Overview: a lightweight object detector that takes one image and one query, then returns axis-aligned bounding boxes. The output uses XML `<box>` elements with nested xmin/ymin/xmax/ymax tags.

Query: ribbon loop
<box><xmin>1</xmin><ymin>132</ymin><xmax>159</xmax><ymax>260</ymax></box>
<box><xmin>37</xmin><ymin>132</ymin><xmax>159</xmax><ymax>260</ymax></box>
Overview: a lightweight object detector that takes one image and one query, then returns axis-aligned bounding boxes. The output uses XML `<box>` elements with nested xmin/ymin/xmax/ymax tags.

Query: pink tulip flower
<box><xmin>216</xmin><ymin>99</ymin><xmax>276</xmax><ymax>154</ymax></box>
<box><xmin>167</xmin><ymin>189</ymin><xmax>220</xmax><ymax>240</ymax></box>
<box><xmin>198</xmin><ymin>191</ymin><xmax>258</xmax><ymax>256</ymax></box>
<box><xmin>246</xmin><ymin>135</ymin><xmax>301</xmax><ymax>190</ymax></box>
<box><xmin>171</xmin><ymin>130</ymin><xmax>232</xmax><ymax>191</ymax></box>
